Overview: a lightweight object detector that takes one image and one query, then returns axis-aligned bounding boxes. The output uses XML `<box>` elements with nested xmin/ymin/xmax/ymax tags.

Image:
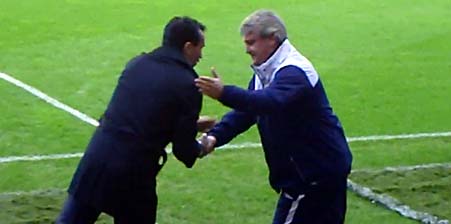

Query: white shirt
<box><xmin>251</xmin><ymin>39</ymin><xmax>319</xmax><ymax>90</ymax></box>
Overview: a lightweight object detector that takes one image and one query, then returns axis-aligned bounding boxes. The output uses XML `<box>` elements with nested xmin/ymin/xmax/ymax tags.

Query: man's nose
<box><xmin>246</xmin><ymin>47</ymin><xmax>251</xmax><ymax>54</ymax></box>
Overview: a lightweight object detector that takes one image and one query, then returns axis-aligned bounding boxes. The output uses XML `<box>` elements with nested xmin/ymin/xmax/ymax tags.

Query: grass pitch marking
<box><xmin>2</xmin><ymin>70</ymin><xmax>450</xmax><ymax>223</ymax></box>
<box><xmin>1</xmin><ymin>71</ymin><xmax>451</xmax><ymax>163</ymax></box>
<box><xmin>352</xmin><ymin>162</ymin><xmax>451</xmax><ymax>173</ymax></box>
<box><xmin>0</xmin><ymin>153</ymin><xmax>83</xmax><ymax>163</ymax></box>
<box><xmin>2</xmin><ymin>71</ymin><xmax>451</xmax><ymax>143</ymax></box>
<box><xmin>0</xmin><ymin>72</ymin><xmax>99</xmax><ymax>126</ymax></box>
<box><xmin>347</xmin><ymin>180</ymin><xmax>449</xmax><ymax>224</ymax></box>
<box><xmin>1</xmin><ymin>172</ymin><xmax>449</xmax><ymax>223</ymax></box>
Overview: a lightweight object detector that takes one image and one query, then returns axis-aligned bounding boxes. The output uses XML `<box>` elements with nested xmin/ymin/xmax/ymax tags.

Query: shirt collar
<box><xmin>251</xmin><ymin>39</ymin><xmax>293</xmax><ymax>86</ymax></box>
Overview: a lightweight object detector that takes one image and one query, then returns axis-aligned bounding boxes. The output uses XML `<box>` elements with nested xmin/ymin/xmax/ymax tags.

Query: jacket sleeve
<box><xmin>208</xmin><ymin>78</ymin><xmax>257</xmax><ymax>147</ymax></box>
<box><xmin>208</xmin><ymin>110</ymin><xmax>256</xmax><ymax>147</ymax></box>
<box><xmin>218</xmin><ymin>66</ymin><xmax>313</xmax><ymax>115</ymax></box>
<box><xmin>171</xmin><ymin>79</ymin><xmax>202</xmax><ymax>168</ymax></box>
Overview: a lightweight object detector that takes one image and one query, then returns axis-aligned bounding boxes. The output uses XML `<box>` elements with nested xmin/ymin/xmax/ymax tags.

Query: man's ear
<box><xmin>183</xmin><ymin>42</ymin><xmax>193</xmax><ymax>54</ymax></box>
<box><xmin>182</xmin><ymin>42</ymin><xmax>194</xmax><ymax>64</ymax></box>
<box><xmin>269</xmin><ymin>35</ymin><xmax>278</xmax><ymax>47</ymax></box>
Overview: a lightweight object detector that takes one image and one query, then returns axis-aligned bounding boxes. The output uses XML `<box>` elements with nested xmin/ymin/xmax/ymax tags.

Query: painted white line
<box><xmin>0</xmin><ymin>72</ymin><xmax>99</xmax><ymax>127</ymax></box>
<box><xmin>0</xmin><ymin>172</ymin><xmax>449</xmax><ymax>224</ymax></box>
<box><xmin>347</xmin><ymin>179</ymin><xmax>449</xmax><ymax>224</ymax></box>
<box><xmin>217</xmin><ymin>142</ymin><xmax>262</xmax><ymax>149</ymax></box>
<box><xmin>0</xmin><ymin>153</ymin><xmax>83</xmax><ymax>163</ymax></box>
<box><xmin>348</xmin><ymin>132</ymin><xmax>451</xmax><ymax>142</ymax></box>
<box><xmin>1</xmin><ymin>71</ymin><xmax>451</xmax><ymax>164</ymax></box>
<box><xmin>352</xmin><ymin>162</ymin><xmax>451</xmax><ymax>173</ymax></box>
<box><xmin>350</xmin><ymin>163</ymin><xmax>451</xmax><ymax>223</ymax></box>
<box><xmin>0</xmin><ymin>188</ymin><xmax>64</xmax><ymax>198</ymax></box>
<box><xmin>1</xmin><ymin>72</ymin><xmax>449</xmax><ymax>224</ymax></box>
<box><xmin>2</xmin><ymin>71</ymin><xmax>451</xmax><ymax>141</ymax></box>
<box><xmin>0</xmin><ymin>143</ymin><xmax>262</xmax><ymax>163</ymax></box>
<box><xmin>2</xmin><ymin>131</ymin><xmax>451</xmax><ymax>163</ymax></box>
<box><xmin>1</xmin><ymin>134</ymin><xmax>450</xmax><ymax>164</ymax></box>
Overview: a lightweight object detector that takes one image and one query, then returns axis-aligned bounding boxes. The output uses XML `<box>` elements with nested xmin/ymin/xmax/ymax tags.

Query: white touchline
<box><xmin>347</xmin><ymin>132</ymin><xmax>451</xmax><ymax>142</ymax></box>
<box><xmin>352</xmin><ymin>162</ymin><xmax>451</xmax><ymax>173</ymax></box>
<box><xmin>0</xmin><ymin>176</ymin><xmax>449</xmax><ymax>223</ymax></box>
<box><xmin>0</xmin><ymin>188</ymin><xmax>64</xmax><ymax>197</ymax></box>
<box><xmin>0</xmin><ymin>72</ymin><xmax>99</xmax><ymax>127</ymax></box>
<box><xmin>0</xmin><ymin>153</ymin><xmax>83</xmax><ymax>163</ymax></box>
<box><xmin>349</xmin><ymin>162</ymin><xmax>451</xmax><ymax>223</ymax></box>
<box><xmin>2</xmin><ymin>72</ymin><xmax>450</xmax><ymax>223</ymax></box>
<box><xmin>347</xmin><ymin>180</ymin><xmax>449</xmax><ymax>224</ymax></box>
<box><xmin>1</xmin><ymin>71</ymin><xmax>451</xmax><ymax>163</ymax></box>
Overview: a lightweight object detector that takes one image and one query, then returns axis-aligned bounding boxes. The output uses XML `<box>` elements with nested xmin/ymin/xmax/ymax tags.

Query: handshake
<box><xmin>198</xmin><ymin>133</ymin><xmax>216</xmax><ymax>158</ymax></box>
<box><xmin>196</xmin><ymin>116</ymin><xmax>217</xmax><ymax>158</ymax></box>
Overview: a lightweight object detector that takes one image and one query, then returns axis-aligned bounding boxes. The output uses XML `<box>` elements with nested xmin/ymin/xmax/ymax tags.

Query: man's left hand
<box><xmin>197</xmin><ymin>116</ymin><xmax>216</xmax><ymax>132</ymax></box>
<box><xmin>195</xmin><ymin>67</ymin><xmax>224</xmax><ymax>99</ymax></box>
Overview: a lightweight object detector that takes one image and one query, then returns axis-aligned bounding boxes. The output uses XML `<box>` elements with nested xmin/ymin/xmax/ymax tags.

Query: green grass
<box><xmin>1</xmin><ymin>0</ymin><xmax>450</xmax><ymax>223</ymax></box>
<box><xmin>0</xmin><ymin>81</ymin><xmax>93</xmax><ymax>157</ymax></box>
<box><xmin>0</xmin><ymin>151</ymin><xmax>419</xmax><ymax>223</ymax></box>
<box><xmin>350</xmin><ymin>137</ymin><xmax>451</xmax><ymax>169</ymax></box>
<box><xmin>0</xmin><ymin>189</ymin><xmax>419</xmax><ymax>224</ymax></box>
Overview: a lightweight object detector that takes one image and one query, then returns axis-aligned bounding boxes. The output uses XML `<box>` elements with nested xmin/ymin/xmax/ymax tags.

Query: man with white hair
<box><xmin>195</xmin><ymin>9</ymin><xmax>352</xmax><ymax>224</ymax></box>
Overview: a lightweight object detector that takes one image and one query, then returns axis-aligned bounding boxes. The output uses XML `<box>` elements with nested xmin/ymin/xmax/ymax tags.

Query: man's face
<box><xmin>243</xmin><ymin>31</ymin><xmax>277</xmax><ymax>66</ymax></box>
<box><xmin>184</xmin><ymin>30</ymin><xmax>205</xmax><ymax>67</ymax></box>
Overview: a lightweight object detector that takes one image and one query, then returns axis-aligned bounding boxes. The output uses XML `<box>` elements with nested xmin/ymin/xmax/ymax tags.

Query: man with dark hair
<box><xmin>57</xmin><ymin>16</ymin><xmax>213</xmax><ymax>223</ymax></box>
<box><xmin>163</xmin><ymin>16</ymin><xmax>206</xmax><ymax>52</ymax></box>
<box><xmin>196</xmin><ymin>10</ymin><xmax>352</xmax><ymax>224</ymax></box>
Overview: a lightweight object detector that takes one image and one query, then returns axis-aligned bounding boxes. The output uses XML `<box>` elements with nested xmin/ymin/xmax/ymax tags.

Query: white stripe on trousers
<box><xmin>284</xmin><ymin>193</ymin><xmax>305</xmax><ymax>224</ymax></box>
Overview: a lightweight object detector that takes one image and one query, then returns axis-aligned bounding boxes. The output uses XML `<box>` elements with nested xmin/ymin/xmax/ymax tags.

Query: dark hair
<box><xmin>162</xmin><ymin>16</ymin><xmax>206</xmax><ymax>50</ymax></box>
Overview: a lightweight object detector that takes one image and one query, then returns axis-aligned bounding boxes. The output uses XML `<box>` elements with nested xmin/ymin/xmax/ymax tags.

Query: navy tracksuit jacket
<box><xmin>209</xmin><ymin>47</ymin><xmax>352</xmax><ymax>193</ymax></box>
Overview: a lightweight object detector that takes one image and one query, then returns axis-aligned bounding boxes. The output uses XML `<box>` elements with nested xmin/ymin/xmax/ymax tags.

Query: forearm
<box><xmin>208</xmin><ymin>110</ymin><xmax>256</xmax><ymax>147</ymax></box>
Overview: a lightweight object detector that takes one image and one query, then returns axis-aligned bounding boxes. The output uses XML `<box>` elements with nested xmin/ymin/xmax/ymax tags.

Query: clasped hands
<box><xmin>198</xmin><ymin>133</ymin><xmax>216</xmax><ymax>158</ymax></box>
<box><xmin>195</xmin><ymin>67</ymin><xmax>223</xmax><ymax>158</ymax></box>
<box><xmin>196</xmin><ymin>116</ymin><xmax>216</xmax><ymax>158</ymax></box>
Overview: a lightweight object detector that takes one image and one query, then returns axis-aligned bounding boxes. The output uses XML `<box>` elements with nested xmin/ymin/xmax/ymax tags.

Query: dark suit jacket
<box><xmin>68</xmin><ymin>46</ymin><xmax>202</xmax><ymax>214</ymax></box>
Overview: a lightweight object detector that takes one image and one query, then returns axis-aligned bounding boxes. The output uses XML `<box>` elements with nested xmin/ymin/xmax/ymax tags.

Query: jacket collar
<box><xmin>251</xmin><ymin>39</ymin><xmax>293</xmax><ymax>86</ymax></box>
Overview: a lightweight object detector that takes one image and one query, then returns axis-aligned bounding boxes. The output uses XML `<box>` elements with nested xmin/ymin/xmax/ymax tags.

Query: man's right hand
<box><xmin>198</xmin><ymin>133</ymin><xmax>217</xmax><ymax>158</ymax></box>
<box><xmin>195</xmin><ymin>67</ymin><xmax>224</xmax><ymax>99</ymax></box>
<box><xmin>196</xmin><ymin>116</ymin><xmax>216</xmax><ymax>132</ymax></box>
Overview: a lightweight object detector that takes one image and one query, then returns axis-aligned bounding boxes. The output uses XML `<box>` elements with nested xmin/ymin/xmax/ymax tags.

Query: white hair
<box><xmin>240</xmin><ymin>10</ymin><xmax>287</xmax><ymax>43</ymax></box>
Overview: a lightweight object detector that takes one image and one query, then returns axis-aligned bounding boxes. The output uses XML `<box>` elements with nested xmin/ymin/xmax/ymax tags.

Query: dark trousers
<box><xmin>272</xmin><ymin>177</ymin><xmax>348</xmax><ymax>224</ymax></box>
<box><xmin>56</xmin><ymin>194</ymin><xmax>157</xmax><ymax>224</ymax></box>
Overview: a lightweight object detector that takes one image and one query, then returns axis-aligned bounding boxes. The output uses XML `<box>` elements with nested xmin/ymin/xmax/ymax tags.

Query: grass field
<box><xmin>0</xmin><ymin>0</ymin><xmax>450</xmax><ymax>223</ymax></box>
